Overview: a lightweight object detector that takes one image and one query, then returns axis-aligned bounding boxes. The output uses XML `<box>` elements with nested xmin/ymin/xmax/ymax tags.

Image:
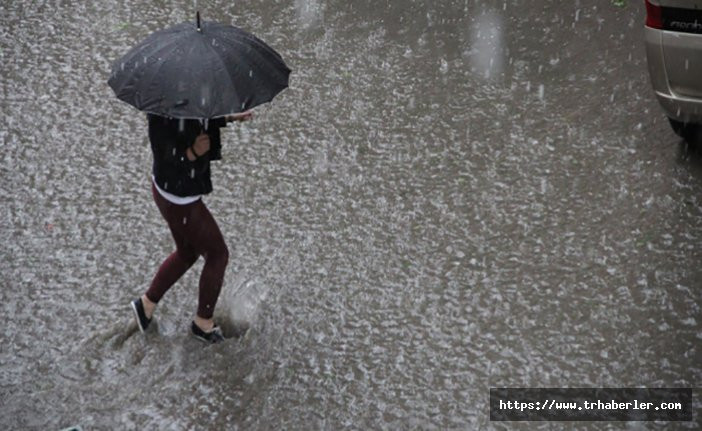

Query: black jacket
<box><xmin>148</xmin><ymin>114</ymin><xmax>227</xmax><ymax>197</ymax></box>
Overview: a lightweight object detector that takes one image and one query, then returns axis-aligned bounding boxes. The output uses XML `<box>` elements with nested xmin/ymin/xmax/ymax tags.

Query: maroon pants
<box><xmin>146</xmin><ymin>182</ymin><xmax>229</xmax><ymax>319</ymax></box>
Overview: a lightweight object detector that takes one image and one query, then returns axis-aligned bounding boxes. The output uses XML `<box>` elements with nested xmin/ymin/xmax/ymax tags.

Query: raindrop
<box><xmin>183</xmin><ymin>217</ymin><xmax>188</xmax><ymax>224</ymax></box>
<box><xmin>120</xmin><ymin>62</ymin><xmax>125</xmax><ymax>71</ymax></box>
<box><xmin>143</xmin><ymin>56</ymin><xmax>147</xmax><ymax>64</ymax></box>
<box><xmin>164</xmin><ymin>182</ymin><xmax>168</xmax><ymax>190</ymax></box>
<box><xmin>212</xmin><ymin>38</ymin><xmax>217</xmax><ymax>46</ymax></box>
<box><xmin>241</xmin><ymin>102</ymin><xmax>246</xmax><ymax>109</ymax></box>
<box><xmin>172</xmin><ymin>148</ymin><xmax>177</xmax><ymax>155</ymax></box>
<box><xmin>685</xmin><ymin>59</ymin><xmax>689</xmax><ymax>70</ymax></box>
<box><xmin>201</xmin><ymin>97</ymin><xmax>206</xmax><ymax>106</ymax></box>
<box><xmin>575</xmin><ymin>9</ymin><xmax>580</xmax><ymax>22</ymax></box>
<box><xmin>249</xmin><ymin>69</ymin><xmax>253</xmax><ymax>78</ymax></box>
<box><xmin>178</xmin><ymin>118</ymin><xmax>185</xmax><ymax>132</ymax></box>
<box><xmin>439</xmin><ymin>58</ymin><xmax>448</xmax><ymax>74</ymax></box>
<box><xmin>538</xmin><ymin>84</ymin><xmax>544</xmax><ymax>100</ymax></box>
<box><xmin>190</xmin><ymin>168</ymin><xmax>195</xmax><ymax>178</ymax></box>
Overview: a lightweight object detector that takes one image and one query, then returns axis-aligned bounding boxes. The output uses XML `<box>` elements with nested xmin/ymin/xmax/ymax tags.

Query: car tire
<box><xmin>668</xmin><ymin>118</ymin><xmax>699</xmax><ymax>143</ymax></box>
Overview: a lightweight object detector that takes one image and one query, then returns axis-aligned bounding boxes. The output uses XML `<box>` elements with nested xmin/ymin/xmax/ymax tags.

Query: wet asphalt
<box><xmin>1</xmin><ymin>0</ymin><xmax>701</xmax><ymax>429</ymax></box>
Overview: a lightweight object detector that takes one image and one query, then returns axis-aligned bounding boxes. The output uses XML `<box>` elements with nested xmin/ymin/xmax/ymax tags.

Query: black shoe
<box><xmin>191</xmin><ymin>321</ymin><xmax>225</xmax><ymax>344</ymax></box>
<box><xmin>131</xmin><ymin>298</ymin><xmax>152</xmax><ymax>333</ymax></box>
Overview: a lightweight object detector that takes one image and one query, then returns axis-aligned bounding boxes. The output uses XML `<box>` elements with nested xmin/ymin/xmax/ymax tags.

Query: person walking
<box><xmin>131</xmin><ymin>110</ymin><xmax>253</xmax><ymax>343</ymax></box>
<box><xmin>108</xmin><ymin>13</ymin><xmax>289</xmax><ymax>343</ymax></box>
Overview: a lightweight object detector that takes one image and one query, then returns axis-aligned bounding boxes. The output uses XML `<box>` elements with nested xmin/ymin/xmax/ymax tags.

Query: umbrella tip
<box><xmin>196</xmin><ymin>11</ymin><xmax>201</xmax><ymax>32</ymax></box>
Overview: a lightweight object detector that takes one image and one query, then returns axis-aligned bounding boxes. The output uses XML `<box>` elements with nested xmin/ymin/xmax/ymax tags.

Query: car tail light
<box><xmin>645</xmin><ymin>0</ymin><xmax>663</xmax><ymax>29</ymax></box>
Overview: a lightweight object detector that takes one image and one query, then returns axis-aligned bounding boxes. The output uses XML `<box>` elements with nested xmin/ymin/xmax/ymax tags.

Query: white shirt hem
<box><xmin>152</xmin><ymin>176</ymin><xmax>202</xmax><ymax>205</ymax></box>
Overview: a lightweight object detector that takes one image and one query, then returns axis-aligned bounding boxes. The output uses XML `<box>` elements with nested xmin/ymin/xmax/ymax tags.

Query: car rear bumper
<box><xmin>652</xmin><ymin>90</ymin><xmax>702</xmax><ymax>123</ymax></box>
<box><xmin>645</xmin><ymin>26</ymin><xmax>702</xmax><ymax>124</ymax></box>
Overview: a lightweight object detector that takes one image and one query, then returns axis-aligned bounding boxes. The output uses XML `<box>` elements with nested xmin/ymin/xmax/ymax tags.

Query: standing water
<box><xmin>1</xmin><ymin>0</ymin><xmax>701</xmax><ymax>429</ymax></box>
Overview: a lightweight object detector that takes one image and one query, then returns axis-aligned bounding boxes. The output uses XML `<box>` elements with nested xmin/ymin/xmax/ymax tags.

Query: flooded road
<box><xmin>2</xmin><ymin>0</ymin><xmax>701</xmax><ymax>429</ymax></box>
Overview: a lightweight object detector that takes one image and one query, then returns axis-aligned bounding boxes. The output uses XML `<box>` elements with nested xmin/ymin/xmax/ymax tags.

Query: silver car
<box><xmin>645</xmin><ymin>0</ymin><xmax>702</xmax><ymax>140</ymax></box>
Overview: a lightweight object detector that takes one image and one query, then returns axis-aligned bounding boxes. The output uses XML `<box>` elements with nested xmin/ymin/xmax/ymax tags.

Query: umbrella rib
<box><xmin>133</xmin><ymin>41</ymin><xmax>185</xmax><ymax>113</ymax></box>
<box><xmin>204</xmin><ymin>38</ymin><xmax>240</xmax><ymax>116</ymax></box>
<box><xmin>216</xmin><ymin>24</ymin><xmax>286</xmax><ymax>63</ymax></box>
<box><xmin>213</xmin><ymin>31</ymin><xmax>290</xmax><ymax>87</ymax></box>
<box><xmin>112</xmin><ymin>31</ymin><xmax>183</xmax><ymax>102</ymax></box>
<box><xmin>215</xmin><ymin>30</ymin><xmax>287</xmax><ymax>70</ymax></box>
<box><xmin>198</xmin><ymin>30</ymin><xmax>289</xmax><ymax>114</ymax></box>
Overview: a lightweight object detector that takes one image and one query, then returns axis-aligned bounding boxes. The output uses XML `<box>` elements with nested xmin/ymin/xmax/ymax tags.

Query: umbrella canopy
<box><xmin>108</xmin><ymin>12</ymin><xmax>291</xmax><ymax>119</ymax></box>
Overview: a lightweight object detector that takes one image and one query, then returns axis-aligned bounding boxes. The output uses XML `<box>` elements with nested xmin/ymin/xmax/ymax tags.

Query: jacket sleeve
<box><xmin>148</xmin><ymin>115</ymin><xmax>197</xmax><ymax>168</ymax></box>
<box><xmin>207</xmin><ymin>117</ymin><xmax>228</xmax><ymax>161</ymax></box>
<box><xmin>210</xmin><ymin>117</ymin><xmax>227</xmax><ymax>129</ymax></box>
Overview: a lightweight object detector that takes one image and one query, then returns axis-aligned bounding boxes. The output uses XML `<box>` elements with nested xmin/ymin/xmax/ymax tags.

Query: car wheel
<box><xmin>668</xmin><ymin>118</ymin><xmax>700</xmax><ymax>143</ymax></box>
<box><xmin>669</xmin><ymin>118</ymin><xmax>688</xmax><ymax>137</ymax></box>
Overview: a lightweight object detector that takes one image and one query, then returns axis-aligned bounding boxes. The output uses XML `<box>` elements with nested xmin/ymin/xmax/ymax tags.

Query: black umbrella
<box><xmin>108</xmin><ymin>12</ymin><xmax>291</xmax><ymax>119</ymax></box>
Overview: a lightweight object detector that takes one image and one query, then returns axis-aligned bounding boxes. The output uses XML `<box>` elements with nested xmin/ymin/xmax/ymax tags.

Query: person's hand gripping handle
<box><xmin>188</xmin><ymin>132</ymin><xmax>211</xmax><ymax>161</ymax></box>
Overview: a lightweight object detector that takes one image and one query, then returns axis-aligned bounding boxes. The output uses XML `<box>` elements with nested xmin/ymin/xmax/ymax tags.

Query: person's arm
<box><xmin>190</xmin><ymin>133</ymin><xmax>210</xmax><ymax>160</ymax></box>
<box><xmin>226</xmin><ymin>110</ymin><xmax>254</xmax><ymax>123</ymax></box>
<box><xmin>206</xmin><ymin>119</ymin><xmax>224</xmax><ymax>161</ymax></box>
<box><xmin>210</xmin><ymin>117</ymin><xmax>227</xmax><ymax>129</ymax></box>
<box><xmin>149</xmin><ymin>115</ymin><xmax>206</xmax><ymax>164</ymax></box>
<box><xmin>207</xmin><ymin>111</ymin><xmax>252</xmax><ymax>161</ymax></box>
<box><xmin>185</xmin><ymin>146</ymin><xmax>198</xmax><ymax>161</ymax></box>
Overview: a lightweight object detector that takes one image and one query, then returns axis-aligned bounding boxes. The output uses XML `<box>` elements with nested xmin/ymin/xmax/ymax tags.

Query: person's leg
<box><xmin>185</xmin><ymin>200</ymin><xmax>229</xmax><ymax>331</ymax></box>
<box><xmin>144</xmin><ymin>183</ymin><xmax>200</xmax><ymax>317</ymax></box>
